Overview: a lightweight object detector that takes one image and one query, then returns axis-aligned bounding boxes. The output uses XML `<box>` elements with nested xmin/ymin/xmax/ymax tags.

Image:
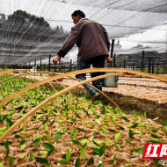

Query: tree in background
<box><xmin>0</xmin><ymin>10</ymin><xmax>69</xmax><ymax>62</ymax></box>
<box><xmin>8</xmin><ymin>10</ymin><xmax>50</xmax><ymax>27</ymax></box>
<box><xmin>0</xmin><ymin>14</ymin><xmax>6</xmax><ymax>21</ymax></box>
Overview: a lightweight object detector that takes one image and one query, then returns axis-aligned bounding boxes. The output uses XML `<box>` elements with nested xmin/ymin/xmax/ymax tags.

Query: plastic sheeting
<box><xmin>0</xmin><ymin>0</ymin><xmax>167</xmax><ymax>64</ymax></box>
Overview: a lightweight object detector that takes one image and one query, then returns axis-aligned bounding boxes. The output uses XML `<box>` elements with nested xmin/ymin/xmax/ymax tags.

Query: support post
<box><xmin>110</xmin><ymin>39</ymin><xmax>115</xmax><ymax>67</ymax></box>
<box><xmin>70</xmin><ymin>59</ymin><xmax>72</xmax><ymax>72</ymax></box>
<box><xmin>40</xmin><ymin>58</ymin><xmax>42</xmax><ymax>71</ymax></box>
<box><xmin>34</xmin><ymin>59</ymin><xmax>36</xmax><ymax>70</ymax></box>
<box><xmin>157</xmin><ymin>61</ymin><xmax>159</xmax><ymax>75</ymax></box>
<box><xmin>48</xmin><ymin>55</ymin><xmax>51</xmax><ymax>72</ymax></box>
<box><xmin>148</xmin><ymin>58</ymin><xmax>151</xmax><ymax>73</ymax></box>
<box><xmin>124</xmin><ymin>60</ymin><xmax>126</xmax><ymax>68</ymax></box>
<box><xmin>141</xmin><ymin>51</ymin><xmax>144</xmax><ymax>71</ymax></box>
<box><xmin>152</xmin><ymin>61</ymin><xmax>154</xmax><ymax>74</ymax></box>
<box><xmin>113</xmin><ymin>54</ymin><xmax>116</xmax><ymax>67</ymax></box>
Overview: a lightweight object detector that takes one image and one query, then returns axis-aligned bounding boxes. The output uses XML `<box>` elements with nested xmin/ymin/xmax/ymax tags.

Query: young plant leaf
<box><xmin>66</xmin><ymin>149</ymin><xmax>71</xmax><ymax>160</ymax></box>
<box><xmin>72</xmin><ymin>140</ymin><xmax>80</xmax><ymax>145</ymax></box>
<box><xmin>125</xmin><ymin>140</ymin><xmax>132</xmax><ymax>145</ymax></box>
<box><xmin>110</xmin><ymin>112</ymin><xmax>116</xmax><ymax>119</ymax></box>
<box><xmin>129</xmin><ymin>129</ymin><xmax>133</xmax><ymax>138</ymax></box>
<box><xmin>150</xmin><ymin>138</ymin><xmax>162</xmax><ymax>143</ymax></box>
<box><xmin>115</xmin><ymin>133</ymin><xmax>121</xmax><ymax>141</ymax></box>
<box><xmin>39</xmin><ymin>151</ymin><xmax>48</xmax><ymax>155</ymax></box>
<box><xmin>44</xmin><ymin>124</ymin><xmax>48</xmax><ymax>131</ymax></box>
<box><xmin>21</xmin><ymin>132</ymin><xmax>29</xmax><ymax>137</ymax></box>
<box><xmin>105</xmin><ymin>122</ymin><xmax>109</xmax><ymax>128</ymax></box>
<box><xmin>75</xmin><ymin>157</ymin><xmax>80</xmax><ymax>167</ymax></box>
<box><xmin>35</xmin><ymin>157</ymin><xmax>49</xmax><ymax>164</ymax></box>
<box><xmin>80</xmin><ymin>148</ymin><xmax>85</xmax><ymax>158</ymax></box>
<box><xmin>137</xmin><ymin>148</ymin><xmax>143</xmax><ymax>154</ymax></box>
<box><xmin>119</xmin><ymin>126</ymin><xmax>125</xmax><ymax>130</ymax></box>
<box><xmin>42</xmin><ymin>143</ymin><xmax>55</xmax><ymax>150</ymax></box>
<box><xmin>76</xmin><ymin>128</ymin><xmax>87</xmax><ymax>133</ymax></box>
<box><xmin>58</xmin><ymin>120</ymin><xmax>68</xmax><ymax>126</ymax></box>
<box><xmin>95</xmin><ymin>119</ymin><xmax>101</xmax><ymax>125</ymax></box>
<box><xmin>89</xmin><ymin>146</ymin><xmax>100</xmax><ymax>151</ymax></box>
<box><xmin>141</xmin><ymin>114</ymin><xmax>144</xmax><ymax>121</ymax></box>
<box><xmin>111</xmin><ymin>119</ymin><xmax>117</xmax><ymax>125</ymax></box>
<box><xmin>131</xmin><ymin>129</ymin><xmax>141</xmax><ymax>134</ymax></box>
<box><xmin>99</xmin><ymin>144</ymin><xmax>106</xmax><ymax>157</ymax></box>
<box><xmin>57</xmin><ymin>159</ymin><xmax>71</xmax><ymax>165</ymax></box>
<box><xmin>105</xmin><ymin>114</ymin><xmax>109</xmax><ymax>121</ymax></box>
<box><xmin>82</xmin><ymin>143</ymin><xmax>87</xmax><ymax>148</ymax></box>
<box><xmin>81</xmin><ymin>139</ymin><xmax>89</xmax><ymax>143</ymax></box>
<box><xmin>163</xmin><ymin>120</ymin><xmax>167</xmax><ymax>127</ymax></box>
<box><xmin>0</xmin><ymin>162</ymin><xmax>4</xmax><ymax>167</ymax></box>
<box><xmin>101</xmin><ymin>127</ymin><xmax>107</xmax><ymax>134</ymax></box>
<box><xmin>105</xmin><ymin>137</ymin><xmax>109</xmax><ymax>146</ymax></box>
<box><xmin>48</xmin><ymin>137</ymin><xmax>53</xmax><ymax>144</ymax></box>
<box><xmin>130</xmin><ymin>124</ymin><xmax>138</xmax><ymax>128</ymax></box>
<box><xmin>152</xmin><ymin>128</ymin><xmax>161</xmax><ymax>133</ymax></box>
<box><xmin>47</xmin><ymin>149</ymin><xmax>55</xmax><ymax>157</ymax></box>
<box><xmin>92</xmin><ymin>139</ymin><xmax>103</xmax><ymax>146</ymax></box>
<box><xmin>108</xmin><ymin>129</ymin><xmax>116</xmax><ymax>133</ymax></box>
<box><xmin>87</xmin><ymin>157</ymin><xmax>94</xmax><ymax>166</ymax></box>
<box><xmin>54</xmin><ymin>133</ymin><xmax>62</xmax><ymax>141</ymax></box>
<box><xmin>153</xmin><ymin>117</ymin><xmax>159</xmax><ymax>121</ymax></box>
<box><xmin>8</xmin><ymin>157</ymin><xmax>15</xmax><ymax>167</ymax></box>
<box><xmin>151</xmin><ymin>134</ymin><xmax>159</xmax><ymax>139</ymax></box>
<box><xmin>122</xmin><ymin>116</ymin><xmax>129</xmax><ymax>122</ymax></box>
<box><xmin>21</xmin><ymin>143</ymin><xmax>26</xmax><ymax>151</ymax></box>
<box><xmin>115</xmin><ymin>144</ymin><xmax>121</xmax><ymax>150</ymax></box>
<box><xmin>30</xmin><ymin>151</ymin><xmax>33</xmax><ymax>160</ymax></box>
<box><xmin>34</xmin><ymin>134</ymin><xmax>44</xmax><ymax>140</ymax></box>
<box><xmin>112</xmin><ymin>154</ymin><xmax>117</xmax><ymax>166</ymax></box>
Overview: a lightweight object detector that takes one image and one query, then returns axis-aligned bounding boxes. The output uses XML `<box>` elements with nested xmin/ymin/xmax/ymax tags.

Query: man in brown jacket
<box><xmin>53</xmin><ymin>10</ymin><xmax>113</xmax><ymax>100</ymax></box>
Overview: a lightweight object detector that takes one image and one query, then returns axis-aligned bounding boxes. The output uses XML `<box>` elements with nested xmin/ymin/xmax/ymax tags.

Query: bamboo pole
<box><xmin>0</xmin><ymin>72</ymin><xmax>124</xmax><ymax>143</ymax></box>
<box><xmin>0</xmin><ymin>68</ymin><xmax>167</xmax><ymax>108</ymax></box>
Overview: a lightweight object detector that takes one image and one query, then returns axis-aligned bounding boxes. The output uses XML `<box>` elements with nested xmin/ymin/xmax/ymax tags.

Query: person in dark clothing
<box><xmin>53</xmin><ymin>10</ymin><xmax>113</xmax><ymax>100</ymax></box>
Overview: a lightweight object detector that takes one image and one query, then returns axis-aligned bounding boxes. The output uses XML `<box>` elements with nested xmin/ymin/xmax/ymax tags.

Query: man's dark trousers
<box><xmin>76</xmin><ymin>55</ymin><xmax>107</xmax><ymax>99</ymax></box>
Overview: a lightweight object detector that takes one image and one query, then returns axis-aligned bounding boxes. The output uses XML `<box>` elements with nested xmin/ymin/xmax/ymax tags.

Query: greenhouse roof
<box><xmin>0</xmin><ymin>0</ymin><xmax>167</xmax><ymax>64</ymax></box>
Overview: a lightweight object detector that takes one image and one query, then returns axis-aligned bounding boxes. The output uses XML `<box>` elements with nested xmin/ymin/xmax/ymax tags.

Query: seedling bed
<box><xmin>0</xmin><ymin>74</ymin><xmax>167</xmax><ymax>167</ymax></box>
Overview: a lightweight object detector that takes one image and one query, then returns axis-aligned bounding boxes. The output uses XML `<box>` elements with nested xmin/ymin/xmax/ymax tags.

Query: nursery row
<box><xmin>0</xmin><ymin>74</ymin><xmax>166</xmax><ymax>167</ymax></box>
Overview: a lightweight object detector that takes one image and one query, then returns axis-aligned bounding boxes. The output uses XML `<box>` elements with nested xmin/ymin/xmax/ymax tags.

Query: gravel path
<box><xmin>61</xmin><ymin>77</ymin><xmax>167</xmax><ymax>104</ymax></box>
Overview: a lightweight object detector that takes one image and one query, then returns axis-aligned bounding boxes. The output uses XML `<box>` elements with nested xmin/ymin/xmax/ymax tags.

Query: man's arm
<box><xmin>53</xmin><ymin>27</ymin><xmax>79</xmax><ymax>65</ymax></box>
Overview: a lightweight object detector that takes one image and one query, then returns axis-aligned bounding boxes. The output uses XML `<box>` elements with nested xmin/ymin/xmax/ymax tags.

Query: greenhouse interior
<box><xmin>0</xmin><ymin>0</ymin><xmax>167</xmax><ymax>166</ymax></box>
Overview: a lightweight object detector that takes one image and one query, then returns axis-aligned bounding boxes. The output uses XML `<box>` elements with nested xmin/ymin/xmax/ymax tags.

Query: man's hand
<box><xmin>53</xmin><ymin>55</ymin><xmax>61</xmax><ymax>65</ymax></box>
<box><xmin>107</xmin><ymin>56</ymin><xmax>113</xmax><ymax>63</ymax></box>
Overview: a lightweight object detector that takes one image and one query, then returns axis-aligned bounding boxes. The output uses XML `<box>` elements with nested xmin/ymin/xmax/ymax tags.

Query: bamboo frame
<box><xmin>27</xmin><ymin>70</ymin><xmax>118</xmax><ymax>107</ymax></box>
<box><xmin>0</xmin><ymin>72</ymin><xmax>123</xmax><ymax>143</ymax></box>
<box><xmin>0</xmin><ymin>68</ymin><xmax>167</xmax><ymax>108</ymax></box>
<box><xmin>0</xmin><ymin>68</ymin><xmax>167</xmax><ymax>142</ymax></box>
